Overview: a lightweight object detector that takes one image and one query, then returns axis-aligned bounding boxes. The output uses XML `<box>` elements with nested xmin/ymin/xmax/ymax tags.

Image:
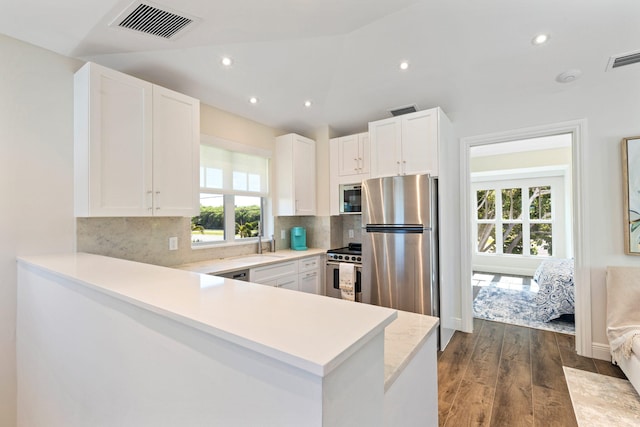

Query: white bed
<box><xmin>534</xmin><ymin>258</ymin><xmax>574</xmax><ymax>322</ymax></box>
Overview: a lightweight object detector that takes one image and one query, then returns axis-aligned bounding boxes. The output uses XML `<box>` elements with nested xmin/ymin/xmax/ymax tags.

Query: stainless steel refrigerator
<box><xmin>361</xmin><ymin>174</ymin><xmax>439</xmax><ymax>317</ymax></box>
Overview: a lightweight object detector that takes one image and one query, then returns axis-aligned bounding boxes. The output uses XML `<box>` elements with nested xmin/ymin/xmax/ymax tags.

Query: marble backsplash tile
<box><xmin>273</xmin><ymin>215</ymin><xmax>362</xmax><ymax>250</ymax></box>
<box><xmin>77</xmin><ymin>217</ymin><xmax>268</xmax><ymax>267</ymax></box>
<box><xmin>77</xmin><ymin>214</ymin><xmax>362</xmax><ymax>267</ymax></box>
<box><xmin>274</xmin><ymin>216</ymin><xmax>332</xmax><ymax>251</ymax></box>
<box><xmin>340</xmin><ymin>214</ymin><xmax>363</xmax><ymax>247</ymax></box>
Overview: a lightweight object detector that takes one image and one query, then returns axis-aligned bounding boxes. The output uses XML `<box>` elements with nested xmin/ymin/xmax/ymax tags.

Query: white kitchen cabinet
<box><xmin>298</xmin><ymin>270</ymin><xmax>321</xmax><ymax>294</ymax></box>
<box><xmin>151</xmin><ymin>85</ymin><xmax>200</xmax><ymax>216</ymax></box>
<box><xmin>275</xmin><ymin>133</ymin><xmax>316</xmax><ymax>216</ymax></box>
<box><xmin>298</xmin><ymin>255</ymin><xmax>322</xmax><ymax>295</ymax></box>
<box><xmin>74</xmin><ymin>62</ymin><xmax>199</xmax><ymax>217</ymax></box>
<box><xmin>369</xmin><ymin>108</ymin><xmax>444</xmax><ymax>178</ymax></box>
<box><xmin>298</xmin><ymin>255</ymin><xmax>322</xmax><ymax>272</ymax></box>
<box><xmin>336</xmin><ymin>132</ymin><xmax>369</xmax><ymax>177</ymax></box>
<box><xmin>250</xmin><ymin>260</ymin><xmax>299</xmax><ymax>290</ymax></box>
<box><xmin>277</xmin><ymin>276</ymin><xmax>299</xmax><ymax>291</ymax></box>
<box><xmin>329</xmin><ymin>132</ymin><xmax>369</xmax><ymax>216</ymax></box>
<box><xmin>249</xmin><ymin>256</ymin><xmax>323</xmax><ymax>294</ymax></box>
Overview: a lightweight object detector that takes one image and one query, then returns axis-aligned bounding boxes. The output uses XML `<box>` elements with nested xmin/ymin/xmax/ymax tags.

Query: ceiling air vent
<box><xmin>112</xmin><ymin>2</ymin><xmax>197</xmax><ymax>39</ymax></box>
<box><xmin>607</xmin><ymin>49</ymin><xmax>640</xmax><ymax>71</ymax></box>
<box><xmin>389</xmin><ymin>104</ymin><xmax>418</xmax><ymax>117</ymax></box>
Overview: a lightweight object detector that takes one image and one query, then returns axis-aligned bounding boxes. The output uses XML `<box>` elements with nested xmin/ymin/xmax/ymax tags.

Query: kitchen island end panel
<box><xmin>16</xmin><ymin>253</ymin><xmax>396</xmax><ymax>426</ymax></box>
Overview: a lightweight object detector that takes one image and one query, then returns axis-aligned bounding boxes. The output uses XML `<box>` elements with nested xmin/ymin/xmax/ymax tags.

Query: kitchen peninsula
<box><xmin>16</xmin><ymin>253</ymin><xmax>438</xmax><ymax>426</ymax></box>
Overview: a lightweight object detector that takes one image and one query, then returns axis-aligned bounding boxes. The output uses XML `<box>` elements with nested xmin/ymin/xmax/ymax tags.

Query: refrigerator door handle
<box><xmin>365</xmin><ymin>224</ymin><xmax>425</xmax><ymax>233</ymax></box>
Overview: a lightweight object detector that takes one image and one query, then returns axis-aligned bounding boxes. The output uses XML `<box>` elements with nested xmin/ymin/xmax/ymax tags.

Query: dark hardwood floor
<box><xmin>437</xmin><ymin>318</ymin><xmax>626</xmax><ymax>426</ymax></box>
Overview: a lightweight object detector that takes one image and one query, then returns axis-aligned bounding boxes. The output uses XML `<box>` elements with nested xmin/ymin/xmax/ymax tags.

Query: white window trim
<box><xmin>472</xmin><ymin>173</ymin><xmax>567</xmax><ymax>275</ymax></box>
<box><xmin>193</xmin><ymin>134</ymin><xmax>273</xmax><ymax>248</ymax></box>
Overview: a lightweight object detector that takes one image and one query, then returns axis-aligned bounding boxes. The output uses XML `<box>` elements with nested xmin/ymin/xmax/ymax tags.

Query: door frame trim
<box><xmin>459</xmin><ymin>119</ymin><xmax>592</xmax><ymax>356</ymax></box>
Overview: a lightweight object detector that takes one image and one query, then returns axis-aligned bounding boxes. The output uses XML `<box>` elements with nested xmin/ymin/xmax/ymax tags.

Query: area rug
<box><xmin>473</xmin><ymin>286</ymin><xmax>575</xmax><ymax>334</ymax></box>
<box><xmin>564</xmin><ymin>367</ymin><xmax>640</xmax><ymax>427</ymax></box>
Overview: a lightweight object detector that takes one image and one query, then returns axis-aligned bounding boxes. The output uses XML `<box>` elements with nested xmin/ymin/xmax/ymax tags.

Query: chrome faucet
<box><xmin>257</xmin><ymin>221</ymin><xmax>262</xmax><ymax>254</ymax></box>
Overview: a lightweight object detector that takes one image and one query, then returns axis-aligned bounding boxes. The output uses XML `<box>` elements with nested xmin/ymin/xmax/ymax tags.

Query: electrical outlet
<box><xmin>169</xmin><ymin>236</ymin><xmax>178</xmax><ymax>251</ymax></box>
<box><xmin>348</xmin><ymin>229</ymin><xmax>354</xmax><ymax>238</ymax></box>
<box><xmin>281</xmin><ymin>230</ymin><xmax>286</xmax><ymax>239</ymax></box>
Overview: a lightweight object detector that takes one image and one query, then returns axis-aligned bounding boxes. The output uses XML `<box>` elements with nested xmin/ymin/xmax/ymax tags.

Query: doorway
<box><xmin>460</xmin><ymin>120</ymin><xmax>592</xmax><ymax>357</ymax></box>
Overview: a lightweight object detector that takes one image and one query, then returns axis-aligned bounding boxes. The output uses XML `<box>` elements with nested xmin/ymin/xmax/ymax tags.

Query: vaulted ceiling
<box><xmin>2</xmin><ymin>0</ymin><xmax>640</xmax><ymax>135</ymax></box>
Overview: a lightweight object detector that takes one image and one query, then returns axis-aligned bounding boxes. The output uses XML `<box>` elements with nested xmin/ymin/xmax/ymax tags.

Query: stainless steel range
<box><xmin>325</xmin><ymin>243</ymin><xmax>362</xmax><ymax>301</ymax></box>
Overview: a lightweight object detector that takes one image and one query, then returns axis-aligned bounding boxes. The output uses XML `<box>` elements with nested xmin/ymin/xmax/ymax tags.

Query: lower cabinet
<box><xmin>250</xmin><ymin>261</ymin><xmax>299</xmax><ymax>290</ymax></box>
<box><xmin>298</xmin><ymin>255</ymin><xmax>322</xmax><ymax>295</ymax></box>
<box><xmin>277</xmin><ymin>276</ymin><xmax>299</xmax><ymax>291</ymax></box>
<box><xmin>298</xmin><ymin>270</ymin><xmax>321</xmax><ymax>294</ymax></box>
<box><xmin>249</xmin><ymin>255</ymin><xmax>323</xmax><ymax>295</ymax></box>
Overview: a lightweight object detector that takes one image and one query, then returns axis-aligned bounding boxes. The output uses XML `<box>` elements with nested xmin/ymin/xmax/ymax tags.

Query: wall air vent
<box><xmin>389</xmin><ymin>104</ymin><xmax>418</xmax><ymax>117</ymax></box>
<box><xmin>607</xmin><ymin>49</ymin><xmax>640</xmax><ymax>71</ymax></box>
<box><xmin>111</xmin><ymin>2</ymin><xmax>197</xmax><ymax>39</ymax></box>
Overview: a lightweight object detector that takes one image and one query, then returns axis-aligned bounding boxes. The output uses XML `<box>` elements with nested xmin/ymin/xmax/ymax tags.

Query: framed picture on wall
<box><xmin>622</xmin><ymin>136</ymin><xmax>640</xmax><ymax>255</ymax></box>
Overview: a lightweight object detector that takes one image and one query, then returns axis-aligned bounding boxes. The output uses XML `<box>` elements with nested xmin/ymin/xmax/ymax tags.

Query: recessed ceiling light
<box><xmin>249</xmin><ymin>96</ymin><xmax>258</xmax><ymax>104</ymax></box>
<box><xmin>399</xmin><ymin>61</ymin><xmax>409</xmax><ymax>70</ymax></box>
<box><xmin>304</xmin><ymin>100</ymin><xmax>312</xmax><ymax>108</ymax></box>
<box><xmin>532</xmin><ymin>33</ymin><xmax>550</xmax><ymax>45</ymax></box>
<box><xmin>221</xmin><ymin>57</ymin><xmax>232</xmax><ymax>66</ymax></box>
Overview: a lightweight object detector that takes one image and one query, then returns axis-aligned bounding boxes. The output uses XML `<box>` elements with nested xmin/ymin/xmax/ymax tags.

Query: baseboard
<box><xmin>591</xmin><ymin>342</ymin><xmax>611</xmax><ymax>362</ymax></box>
<box><xmin>442</xmin><ymin>316</ymin><xmax>462</xmax><ymax>331</ymax></box>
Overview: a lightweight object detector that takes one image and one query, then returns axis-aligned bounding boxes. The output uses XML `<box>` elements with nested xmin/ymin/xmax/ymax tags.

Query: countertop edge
<box><xmin>174</xmin><ymin>248</ymin><xmax>327</xmax><ymax>274</ymax></box>
<box><xmin>17</xmin><ymin>253</ymin><xmax>395</xmax><ymax>378</ymax></box>
<box><xmin>383</xmin><ymin>312</ymin><xmax>440</xmax><ymax>391</ymax></box>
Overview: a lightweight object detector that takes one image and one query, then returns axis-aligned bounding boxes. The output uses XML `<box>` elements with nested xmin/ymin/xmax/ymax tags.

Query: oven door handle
<box><xmin>326</xmin><ymin>261</ymin><xmax>362</xmax><ymax>268</ymax></box>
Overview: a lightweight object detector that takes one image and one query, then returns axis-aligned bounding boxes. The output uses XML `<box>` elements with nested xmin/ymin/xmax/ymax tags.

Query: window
<box><xmin>474</xmin><ymin>179</ymin><xmax>556</xmax><ymax>257</ymax></box>
<box><xmin>192</xmin><ymin>142</ymin><xmax>270</xmax><ymax>246</ymax></box>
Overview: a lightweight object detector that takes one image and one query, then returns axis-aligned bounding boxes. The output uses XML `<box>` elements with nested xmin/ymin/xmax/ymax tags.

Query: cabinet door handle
<box><xmin>358</xmin><ymin>157</ymin><xmax>363</xmax><ymax>171</ymax></box>
<box><xmin>397</xmin><ymin>160</ymin><xmax>401</xmax><ymax>175</ymax></box>
<box><xmin>147</xmin><ymin>191</ymin><xmax>153</xmax><ymax>211</ymax></box>
<box><xmin>155</xmin><ymin>191</ymin><xmax>160</xmax><ymax>210</ymax></box>
<box><xmin>403</xmin><ymin>160</ymin><xmax>407</xmax><ymax>175</ymax></box>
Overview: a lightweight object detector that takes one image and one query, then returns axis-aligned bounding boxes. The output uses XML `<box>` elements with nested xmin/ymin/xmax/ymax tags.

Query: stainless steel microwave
<box><xmin>340</xmin><ymin>183</ymin><xmax>362</xmax><ymax>214</ymax></box>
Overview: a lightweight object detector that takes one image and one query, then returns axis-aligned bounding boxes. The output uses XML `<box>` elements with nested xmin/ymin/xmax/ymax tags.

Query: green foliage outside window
<box><xmin>476</xmin><ymin>185</ymin><xmax>553</xmax><ymax>256</ymax></box>
<box><xmin>192</xmin><ymin>204</ymin><xmax>261</xmax><ymax>239</ymax></box>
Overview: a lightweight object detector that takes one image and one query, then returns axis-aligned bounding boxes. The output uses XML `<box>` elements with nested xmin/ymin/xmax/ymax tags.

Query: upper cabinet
<box><xmin>369</xmin><ymin>108</ymin><xmax>447</xmax><ymax>178</ymax></box>
<box><xmin>74</xmin><ymin>62</ymin><xmax>200</xmax><ymax>217</ymax></box>
<box><xmin>329</xmin><ymin>132</ymin><xmax>370</xmax><ymax>216</ymax></box>
<box><xmin>275</xmin><ymin>133</ymin><xmax>316</xmax><ymax>216</ymax></box>
<box><xmin>335</xmin><ymin>132</ymin><xmax>369</xmax><ymax>177</ymax></box>
<box><xmin>151</xmin><ymin>86</ymin><xmax>200</xmax><ymax>216</ymax></box>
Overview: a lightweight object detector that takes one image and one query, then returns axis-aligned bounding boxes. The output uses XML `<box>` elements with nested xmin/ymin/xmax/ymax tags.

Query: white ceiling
<box><xmin>2</xmin><ymin>0</ymin><xmax>640</xmax><ymax>136</ymax></box>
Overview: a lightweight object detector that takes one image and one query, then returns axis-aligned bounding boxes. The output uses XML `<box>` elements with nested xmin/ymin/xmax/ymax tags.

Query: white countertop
<box><xmin>383</xmin><ymin>311</ymin><xmax>439</xmax><ymax>390</ymax></box>
<box><xmin>175</xmin><ymin>248</ymin><xmax>327</xmax><ymax>275</ymax></box>
<box><xmin>18</xmin><ymin>253</ymin><xmax>396</xmax><ymax>377</ymax></box>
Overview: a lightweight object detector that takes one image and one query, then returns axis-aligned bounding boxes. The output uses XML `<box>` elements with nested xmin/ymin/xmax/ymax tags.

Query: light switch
<box><xmin>348</xmin><ymin>229</ymin><xmax>354</xmax><ymax>238</ymax></box>
<box><xmin>281</xmin><ymin>230</ymin><xmax>286</xmax><ymax>239</ymax></box>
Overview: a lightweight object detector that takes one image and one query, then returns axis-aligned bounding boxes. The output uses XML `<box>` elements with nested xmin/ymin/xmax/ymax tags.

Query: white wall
<box><xmin>470</xmin><ymin>147</ymin><xmax>572</xmax><ymax>172</ymax></box>
<box><xmin>0</xmin><ymin>34</ymin><xmax>79</xmax><ymax>425</ymax></box>
<box><xmin>448</xmin><ymin>68</ymin><xmax>640</xmax><ymax>350</ymax></box>
<box><xmin>200</xmin><ymin>103</ymin><xmax>281</xmax><ymax>151</ymax></box>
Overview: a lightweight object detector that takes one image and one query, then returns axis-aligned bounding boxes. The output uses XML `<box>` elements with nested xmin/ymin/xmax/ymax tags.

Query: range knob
<box><xmin>356</xmin><ymin>256</ymin><xmax>362</xmax><ymax>262</ymax></box>
<box><xmin>338</xmin><ymin>255</ymin><xmax>343</xmax><ymax>260</ymax></box>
